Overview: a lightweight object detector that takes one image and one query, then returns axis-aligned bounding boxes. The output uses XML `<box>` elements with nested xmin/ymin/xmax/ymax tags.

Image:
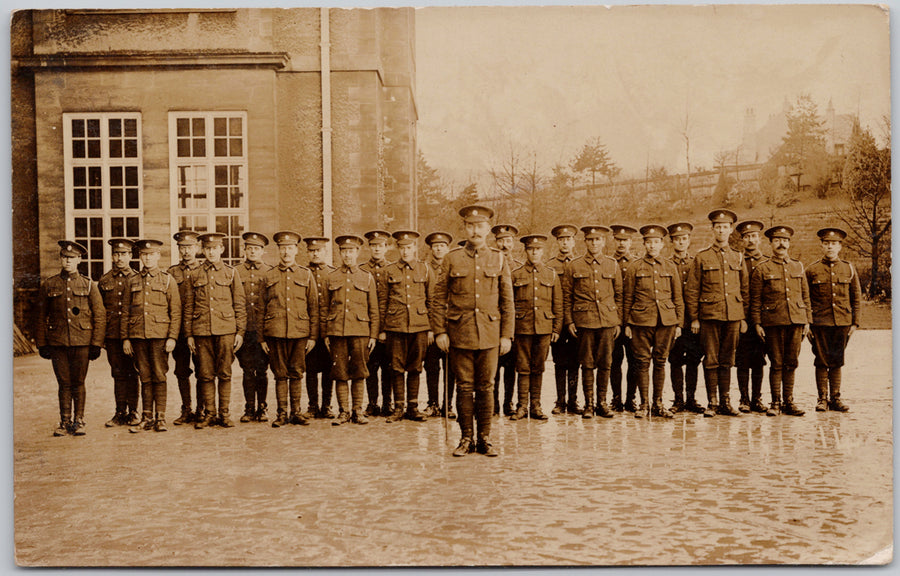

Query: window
<box><xmin>64</xmin><ymin>113</ymin><xmax>143</xmax><ymax>280</ymax></box>
<box><xmin>169</xmin><ymin>112</ymin><xmax>248</xmax><ymax>265</ymax></box>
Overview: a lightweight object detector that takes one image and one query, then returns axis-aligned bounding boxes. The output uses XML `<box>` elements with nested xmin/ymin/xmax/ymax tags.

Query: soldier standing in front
<box><xmin>610</xmin><ymin>224</ymin><xmax>639</xmax><ymax>412</ymax></box>
<box><xmin>361</xmin><ymin>230</ymin><xmax>394</xmax><ymax>417</ymax></box>
<box><xmin>734</xmin><ymin>220</ymin><xmax>768</xmax><ymax>413</ymax></box>
<box><xmin>509</xmin><ymin>234</ymin><xmax>562</xmax><ymax>421</ymax></box>
<box><xmin>806</xmin><ymin>227</ymin><xmax>860</xmax><ymax>412</ymax></box>
<box><xmin>423</xmin><ymin>231</ymin><xmax>454</xmax><ymax>418</ymax></box>
<box><xmin>168</xmin><ymin>230</ymin><xmax>203</xmax><ymax>425</ymax></box>
<box><xmin>433</xmin><ymin>205</ymin><xmax>514</xmax><ymax>457</ymax></box>
<box><xmin>562</xmin><ymin>226</ymin><xmax>623</xmax><ymax>420</ymax></box>
<box><xmin>235</xmin><ymin>232</ymin><xmax>273</xmax><ymax>422</ymax></box>
<box><xmin>122</xmin><ymin>239</ymin><xmax>181</xmax><ymax>432</ymax></box>
<box><xmin>183</xmin><ymin>232</ymin><xmax>247</xmax><ymax>428</ymax></box>
<box><xmin>750</xmin><ymin>226</ymin><xmax>812</xmax><ymax>416</ymax></box>
<box><xmin>98</xmin><ymin>238</ymin><xmax>140</xmax><ymax>427</ymax></box>
<box><xmin>684</xmin><ymin>209</ymin><xmax>749</xmax><ymax>417</ymax></box>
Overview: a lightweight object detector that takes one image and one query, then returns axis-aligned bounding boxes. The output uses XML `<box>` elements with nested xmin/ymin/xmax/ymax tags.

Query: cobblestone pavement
<box><xmin>14</xmin><ymin>331</ymin><xmax>892</xmax><ymax>566</ymax></box>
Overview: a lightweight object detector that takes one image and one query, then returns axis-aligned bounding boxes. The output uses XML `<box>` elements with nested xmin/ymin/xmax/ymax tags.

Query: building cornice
<box><xmin>14</xmin><ymin>51</ymin><xmax>290</xmax><ymax>71</ymax></box>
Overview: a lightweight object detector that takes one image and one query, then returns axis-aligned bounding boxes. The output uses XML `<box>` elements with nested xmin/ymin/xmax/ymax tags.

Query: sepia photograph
<box><xmin>9</xmin><ymin>2</ymin><xmax>892</xmax><ymax>566</ymax></box>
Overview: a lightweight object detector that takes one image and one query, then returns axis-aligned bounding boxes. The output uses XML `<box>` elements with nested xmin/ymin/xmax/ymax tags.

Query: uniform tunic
<box><xmin>806</xmin><ymin>257</ymin><xmax>861</xmax><ymax>368</ymax></box>
<box><xmin>323</xmin><ymin>264</ymin><xmax>379</xmax><ymax>381</ymax></box>
<box><xmin>736</xmin><ymin>248</ymin><xmax>768</xmax><ymax>370</ymax></box>
<box><xmin>168</xmin><ymin>260</ymin><xmax>201</xmax><ymax>385</ymax></box>
<box><xmin>668</xmin><ymin>252</ymin><xmax>703</xmax><ymax>368</ymax></box>
<box><xmin>183</xmin><ymin>260</ymin><xmax>247</xmax><ymax>338</ymax></box>
<box><xmin>98</xmin><ymin>267</ymin><xmax>139</xmax><ymax>407</ymax></box>
<box><xmin>512</xmin><ymin>261</ymin><xmax>562</xmax><ymax>374</ymax></box>
<box><xmin>750</xmin><ymin>255</ymin><xmax>812</xmax><ymax>373</ymax></box>
<box><xmin>261</xmin><ymin>262</ymin><xmax>319</xmax><ymax>381</ymax></box>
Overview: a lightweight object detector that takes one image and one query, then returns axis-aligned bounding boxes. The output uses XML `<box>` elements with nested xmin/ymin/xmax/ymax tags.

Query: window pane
<box><xmin>74</xmin><ymin>189</ymin><xmax>86</xmax><ymax>210</ymax></box>
<box><xmin>215</xmin><ymin>187</ymin><xmax>228</xmax><ymax>208</ymax></box>
<box><xmin>109</xmin><ymin>166</ymin><xmax>123</xmax><ymax>187</ymax></box>
<box><xmin>87</xmin><ymin>139</ymin><xmax>101</xmax><ymax>158</ymax></box>
<box><xmin>177</xmin><ymin>139</ymin><xmax>191</xmax><ymax>158</ymax></box>
<box><xmin>90</xmin><ymin>217</ymin><xmax>103</xmax><ymax>236</ymax></box>
<box><xmin>229</xmin><ymin>117</ymin><xmax>242</xmax><ymax>136</ymax></box>
<box><xmin>191</xmin><ymin>118</ymin><xmax>205</xmax><ymax>136</ymax></box>
<box><xmin>73</xmin><ymin>166</ymin><xmax>86</xmax><ymax>187</ymax></box>
<box><xmin>108</xmin><ymin>119</ymin><xmax>121</xmax><ymax>138</ymax></box>
<box><xmin>214</xmin><ymin>165</ymin><xmax>227</xmax><ymax>186</ymax></box>
<box><xmin>125</xmin><ymin>166</ymin><xmax>138</xmax><ymax>186</ymax></box>
<box><xmin>126</xmin><ymin>217</ymin><xmax>140</xmax><ymax>237</ymax></box>
<box><xmin>90</xmin><ymin>239</ymin><xmax>103</xmax><ymax>257</ymax></box>
<box><xmin>230</xmin><ymin>166</ymin><xmax>243</xmax><ymax>207</ymax></box>
<box><xmin>124</xmin><ymin>118</ymin><xmax>137</xmax><ymax>137</ymax></box>
<box><xmin>72</xmin><ymin>140</ymin><xmax>86</xmax><ymax>159</ymax></box>
<box><xmin>109</xmin><ymin>139</ymin><xmax>122</xmax><ymax>158</ymax></box>
<box><xmin>216</xmin><ymin>216</ymin><xmax>228</xmax><ymax>234</ymax></box>
<box><xmin>72</xmin><ymin>119</ymin><xmax>85</xmax><ymax>138</ymax></box>
<box><xmin>125</xmin><ymin>188</ymin><xmax>139</xmax><ymax>209</ymax></box>
<box><xmin>177</xmin><ymin>118</ymin><xmax>190</xmax><ymax>137</ymax></box>
<box><xmin>110</xmin><ymin>217</ymin><xmax>124</xmax><ymax>237</ymax></box>
<box><xmin>192</xmin><ymin>138</ymin><xmax>205</xmax><ymax>157</ymax></box>
<box><xmin>87</xmin><ymin>119</ymin><xmax>100</xmax><ymax>137</ymax></box>
<box><xmin>91</xmin><ymin>262</ymin><xmax>103</xmax><ymax>280</ymax></box>
<box><xmin>78</xmin><ymin>262</ymin><xmax>89</xmax><ymax>277</ymax></box>
<box><xmin>110</xmin><ymin>189</ymin><xmax>123</xmax><ymax>209</ymax></box>
<box><xmin>89</xmin><ymin>167</ymin><xmax>102</xmax><ymax>187</ymax></box>
<box><xmin>214</xmin><ymin>138</ymin><xmax>227</xmax><ymax>157</ymax></box>
<box><xmin>230</xmin><ymin>138</ymin><xmax>242</xmax><ymax>157</ymax></box>
<box><xmin>74</xmin><ymin>218</ymin><xmax>87</xmax><ymax>237</ymax></box>
<box><xmin>214</xmin><ymin>117</ymin><xmax>227</xmax><ymax>136</ymax></box>
<box><xmin>124</xmin><ymin>139</ymin><xmax>138</xmax><ymax>158</ymax></box>
<box><xmin>89</xmin><ymin>189</ymin><xmax>103</xmax><ymax>209</ymax></box>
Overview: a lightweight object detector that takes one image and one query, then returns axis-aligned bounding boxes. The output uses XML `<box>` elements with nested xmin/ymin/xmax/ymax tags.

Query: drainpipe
<box><xmin>321</xmin><ymin>7</ymin><xmax>334</xmax><ymax>262</ymax></box>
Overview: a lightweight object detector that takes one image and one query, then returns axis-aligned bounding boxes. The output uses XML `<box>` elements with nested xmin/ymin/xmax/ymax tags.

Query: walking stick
<box><xmin>443</xmin><ymin>349</ymin><xmax>450</xmax><ymax>447</ymax></box>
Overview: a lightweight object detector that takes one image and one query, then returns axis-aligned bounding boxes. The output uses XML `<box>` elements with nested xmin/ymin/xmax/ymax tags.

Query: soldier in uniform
<box><xmin>623</xmin><ymin>225</ymin><xmax>683</xmax><ymax>419</ymax></box>
<box><xmin>610</xmin><ymin>224</ymin><xmax>639</xmax><ymax>412</ymax></box>
<box><xmin>562</xmin><ymin>226</ymin><xmax>623</xmax><ymax>420</ymax></box>
<box><xmin>377</xmin><ymin>230</ymin><xmax>433</xmax><ymax>423</ymax></box>
<box><xmin>666</xmin><ymin>222</ymin><xmax>705</xmax><ymax>414</ymax></box>
<box><xmin>547</xmin><ymin>224</ymin><xmax>581</xmax><ymax>415</ymax></box>
<box><xmin>99</xmin><ymin>238</ymin><xmax>140</xmax><ymax>427</ymax></box>
<box><xmin>168</xmin><ymin>230</ymin><xmax>203</xmax><ymax>425</ymax></box>
<box><xmin>324</xmin><ymin>234</ymin><xmax>380</xmax><ymax>425</ymax></box>
<box><xmin>122</xmin><ymin>239</ymin><xmax>181</xmax><ymax>432</ymax></box>
<box><xmin>491</xmin><ymin>223</ymin><xmax>521</xmax><ymax>416</ymax></box>
<box><xmin>423</xmin><ymin>231</ymin><xmax>454</xmax><ymax>418</ymax></box>
<box><xmin>433</xmin><ymin>205</ymin><xmax>514</xmax><ymax>457</ymax></box>
<box><xmin>304</xmin><ymin>237</ymin><xmax>336</xmax><ymax>418</ymax></box>
<box><xmin>684</xmin><ymin>209</ymin><xmax>749</xmax><ymax>417</ymax></box>
<box><xmin>734</xmin><ymin>220</ymin><xmax>768</xmax><ymax>413</ymax></box>
<box><xmin>184</xmin><ymin>232</ymin><xmax>247</xmax><ymax>429</ymax></box>
<box><xmin>509</xmin><ymin>234</ymin><xmax>562</xmax><ymax>421</ymax></box>
<box><xmin>35</xmin><ymin>240</ymin><xmax>106</xmax><ymax>436</ymax></box>
<box><xmin>750</xmin><ymin>226</ymin><xmax>812</xmax><ymax>416</ymax></box>
<box><xmin>260</xmin><ymin>231</ymin><xmax>319</xmax><ymax>427</ymax></box>
<box><xmin>806</xmin><ymin>227</ymin><xmax>860</xmax><ymax>412</ymax></box>
<box><xmin>235</xmin><ymin>232</ymin><xmax>272</xmax><ymax>422</ymax></box>
<box><xmin>360</xmin><ymin>230</ymin><xmax>393</xmax><ymax>417</ymax></box>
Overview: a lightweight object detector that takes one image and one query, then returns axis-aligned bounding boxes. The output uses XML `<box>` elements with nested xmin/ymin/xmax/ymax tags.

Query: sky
<box><xmin>414</xmin><ymin>4</ymin><xmax>891</xmax><ymax>186</ymax></box>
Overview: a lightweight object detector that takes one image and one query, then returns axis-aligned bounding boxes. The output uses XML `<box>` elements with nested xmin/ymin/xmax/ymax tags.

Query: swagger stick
<box><xmin>443</xmin><ymin>349</ymin><xmax>450</xmax><ymax>447</ymax></box>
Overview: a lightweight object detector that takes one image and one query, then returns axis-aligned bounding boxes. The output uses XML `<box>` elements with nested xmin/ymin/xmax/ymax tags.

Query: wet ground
<box><xmin>14</xmin><ymin>330</ymin><xmax>892</xmax><ymax>566</ymax></box>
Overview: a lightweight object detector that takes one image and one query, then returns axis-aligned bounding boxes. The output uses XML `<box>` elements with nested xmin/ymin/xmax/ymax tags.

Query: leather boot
<box><xmin>351</xmin><ymin>380</ymin><xmax>368</xmax><ymax>424</ymax></box>
<box><xmin>829</xmin><ymin>367</ymin><xmax>849</xmax><ymax>412</ymax></box>
<box><xmin>781</xmin><ymin>369</ymin><xmax>805</xmax><ymax>416</ymax></box>
<box><xmin>595</xmin><ymin>368</ymin><xmax>613</xmax><ymax>418</ymax></box>
<box><xmin>240</xmin><ymin>403</ymin><xmax>255</xmax><ymax>423</ymax></box>
<box><xmin>452</xmin><ymin>437</ymin><xmax>475</xmax><ymax>457</ymax></box>
<box><xmin>510</xmin><ymin>374</ymin><xmax>529</xmax><ymax>420</ymax></box>
<box><xmin>736</xmin><ymin>368</ymin><xmax>751</xmax><ymax>413</ymax></box>
<box><xmin>173</xmin><ymin>405</ymin><xmax>193</xmax><ymax>426</ymax></box>
<box><xmin>767</xmin><ymin>369</ymin><xmax>782</xmax><ymax>416</ymax></box>
<box><xmin>271</xmin><ymin>409</ymin><xmax>289</xmax><ymax>428</ymax></box>
<box><xmin>703</xmin><ymin>367</ymin><xmax>718</xmax><ymax>417</ymax></box>
<box><xmin>256</xmin><ymin>402</ymin><xmax>269</xmax><ymax>422</ymax></box>
<box><xmin>154</xmin><ymin>412</ymin><xmax>168</xmax><ymax>432</ymax></box>
<box><xmin>321</xmin><ymin>377</ymin><xmax>335</xmax><ymax>417</ymax></box>
<box><xmin>288</xmin><ymin>379</ymin><xmax>303</xmax><ymax>421</ymax></box>
<box><xmin>130</xmin><ymin>411</ymin><xmax>155</xmax><ymax>433</ymax></box>
<box><xmin>529</xmin><ymin>372</ymin><xmax>548</xmax><ymax>420</ymax></box>
<box><xmin>815</xmin><ymin>367</ymin><xmax>829</xmax><ymax>411</ymax></box>
<box><xmin>650</xmin><ymin>363</ymin><xmax>672</xmax><ymax>418</ymax></box>
<box><xmin>567</xmin><ymin>370</ymin><xmax>582</xmax><ymax>414</ymax></box>
<box><xmin>476</xmin><ymin>435</ymin><xmax>499</xmax><ymax>457</ymax></box>
<box><xmin>194</xmin><ymin>409</ymin><xmax>215</xmax><ymax>429</ymax></box>
<box><xmin>219</xmin><ymin>408</ymin><xmax>235</xmax><ymax>428</ymax></box>
<box><xmin>750</xmin><ymin>369</ymin><xmax>764</xmax><ymax>412</ymax></box>
<box><xmin>71</xmin><ymin>418</ymin><xmax>86</xmax><ymax>436</ymax></box>
<box><xmin>54</xmin><ymin>418</ymin><xmax>71</xmax><ymax>437</ymax></box>
<box><xmin>552</xmin><ymin>369</ymin><xmax>567</xmax><ymax>414</ymax></box>
<box><xmin>717</xmin><ymin>367</ymin><xmax>740</xmax><ymax>416</ymax></box>
<box><xmin>105</xmin><ymin>406</ymin><xmax>125</xmax><ymax>427</ymax></box>
<box><xmin>385</xmin><ymin>404</ymin><xmax>405</xmax><ymax>423</ymax></box>
<box><xmin>581</xmin><ymin>369</ymin><xmax>595</xmax><ymax>419</ymax></box>
<box><xmin>684</xmin><ymin>363</ymin><xmax>704</xmax><ymax>412</ymax></box>
<box><xmin>670</xmin><ymin>364</ymin><xmax>685</xmax><ymax>413</ymax></box>
<box><xmin>405</xmin><ymin>371</ymin><xmax>426</xmax><ymax>420</ymax></box>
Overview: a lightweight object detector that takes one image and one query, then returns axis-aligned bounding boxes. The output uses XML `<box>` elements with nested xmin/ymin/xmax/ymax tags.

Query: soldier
<box><xmin>610</xmin><ymin>224</ymin><xmax>639</xmax><ymax>412</ymax></box>
<box><xmin>562</xmin><ymin>226</ymin><xmax>623</xmax><ymax>420</ymax></box>
<box><xmin>734</xmin><ymin>220</ymin><xmax>768</xmax><ymax>413</ymax></box>
<box><xmin>750</xmin><ymin>226</ymin><xmax>812</xmax><ymax>417</ymax></box>
<box><xmin>491</xmin><ymin>223</ymin><xmax>521</xmax><ymax>416</ymax></box>
<box><xmin>377</xmin><ymin>230</ymin><xmax>433</xmax><ymax>423</ymax></box>
<box><xmin>122</xmin><ymin>239</ymin><xmax>181</xmax><ymax>432</ymax></box>
<box><xmin>806</xmin><ymin>227</ymin><xmax>861</xmax><ymax>412</ymax></box>
<box><xmin>509</xmin><ymin>234</ymin><xmax>562</xmax><ymax>421</ymax></box>
<box><xmin>235</xmin><ymin>232</ymin><xmax>273</xmax><ymax>422</ymax></box>
<box><xmin>98</xmin><ymin>238</ymin><xmax>140</xmax><ymax>427</ymax></box>
<box><xmin>623</xmin><ymin>225</ymin><xmax>683</xmax><ymax>419</ymax></box>
<box><xmin>684</xmin><ymin>209</ymin><xmax>749</xmax><ymax>417</ymax></box>
<box><xmin>423</xmin><ymin>231</ymin><xmax>454</xmax><ymax>418</ymax></box>
<box><xmin>666</xmin><ymin>223</ymin><xmax>705</xmax><ymax>414</ymax></box>
<box><xmin>433</xmin><ymin>205</ymin><xmax>514</xmax><ymax>457</ymax></box>
<box><xmin>324</xmin><ymin>234</ymin><xmax>380</xmax><ymax>425</ymax></box>
<box><xmin>35</xmin><ymin>241</ymin><xmax>106</xmax><ymax>436</ymax></box>
<box><xmin>168</xmin><ymin>230</ymin><xmax>203</xmax><ymax>425</ymax></box>
<box><xmin>304</xmin><ymin>237</ymin><xmax>336</xmax><ymax>418</ymax></box>
<box><xmin>260</xmin><ymin>231</ymin><xmax>319</xmax><ymax>427</ymax></box>
<box><xmin>360</xmin><ymin>229</ymin><xmax>393</xmax><ymax>417</ymax></box>
<box><xmin>184</xmin><ymin>232</ymin><xmax>247</xmax><ymax>429</ymax></box>
<box><xmin>547</xmin><ymin>224</ymin><xmax>581</xmax><ymax>415</ymax></box>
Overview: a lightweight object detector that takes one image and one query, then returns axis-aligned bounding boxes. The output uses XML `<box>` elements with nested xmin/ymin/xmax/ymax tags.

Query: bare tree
<box><xmin>678</xmin><ymin>104</ymin><xmax>693</xmax><ymax>205</ymax></box>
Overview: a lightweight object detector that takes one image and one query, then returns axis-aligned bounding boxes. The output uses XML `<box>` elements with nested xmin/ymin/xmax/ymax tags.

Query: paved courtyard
<box><xmin>13</xmin><ymin>330</ymin><xmax>892</xmax><ymax>566</ymax></box>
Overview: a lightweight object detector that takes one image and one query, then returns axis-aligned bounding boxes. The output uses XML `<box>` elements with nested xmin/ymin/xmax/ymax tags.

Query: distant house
<box><xmin>11</xmin><ymin>8</ymin><xmax>417</xmax><ymax>332</ymax></box>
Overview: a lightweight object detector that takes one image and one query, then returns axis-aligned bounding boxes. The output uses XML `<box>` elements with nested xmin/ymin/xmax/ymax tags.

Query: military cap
<box><xmin>335</xmin><ymin>234</ymin><xmax>365</xmax><ymax>249</ymax></box>
<box><xmin>458</xmin><ymin>204</ymin><xmax>494</xmax><ymax>223</ymax></box>
<box><xmin>550</xmin><ymin>224</ymin><xmax>578</xmax><ymax>238</ymax></box>
<box><xmin>667</xmin><ymin>222</ymin><xmax>694</xmax><ymax>237</ymax></box>
<box><xmin>736</xmin><ymin>220</ymin><xmax>765</xmax><ymax>237</ymax></box>
<box><xmin>764</xmin><ymin>225</ymin><xmax>794</xmax><ymax>240</ymax></box>
<box><xmin>581</xmin><ymin>225</ymin><xmax>611</xmax><ymax>239</ymax></box>
<box><xmin>707</xmin><ymin>209</ymin><xmax>738</xmax><ymax>224</ymax></box>
<box><xmin>198</xmin><ymin>232</ymin><xmax>226</xmax><ymax>246</ymax></box>
<box><xmin>364</xmin><ymin>230</ymin><xmax>392</xmax><ymax>245</ymax></box>
<box><xmin>173</xmin><ymin>230</ymin><xmax>199</xmax><ymax>245</ymax></box>
<box><xmin>610</xmin><ymin>225</ymin><xmax>638</xmax><ymax>240</ymax></box>
<box><xmin>520</xmin><ymin>234</ymin><xmax>548</xmax><ymax>248</ymax></box>
<box><xmin>491</xmin><ymin>224</ymin><xmax>519</xmax><ymax>239</ymax></box>
<box><xmin>392</xmin><ymin>230</ymin><xmax>420</xmax><ymax>246</ymax></box>
<box><xmin>58</xmin><ymin>240</ymin><xmax>88</xmax><ymax>258</ymax></box>
<box><xmin>273</xmin><ymin>231</ymin><xmax>302</xmax><ymax>245</ymax></box>
<box><xmin>424</xmin><ymin>231</ymin><xmax>452</xmax><ymax>246</ymax></box>
<box><xmin>108</xmin><ymin>238</ymin><xmax>135</xmax><ymax>252</ymax></box>
<box><xmin>817</xmin><ymin>227</ymin><xmax>847</xmax><ymax>242</ymax></box>
<box><xmin>241</xmin><ymin>231</ymin><xmax>269</xmax><ymax>247</ymax></box>
<box><xmin>639</xmin><ymin>224</ymin><xmax>668</xmax><ymax>239</ymax></box>
<box><xmin>304</xmin><ymin>236</ymin><xmax>330</xmax><ymax>249</ymax></box>
<box><xmin>135</xmin><ymin>239</ymin><xmax>164</xmax><ymax>253</ymax></box>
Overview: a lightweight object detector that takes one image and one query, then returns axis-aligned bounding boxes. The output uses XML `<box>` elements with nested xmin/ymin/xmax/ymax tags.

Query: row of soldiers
<box><xmin>35</xmin><ymin>205</ymin><xmax>860</xmax><ymax>458</ymax></box>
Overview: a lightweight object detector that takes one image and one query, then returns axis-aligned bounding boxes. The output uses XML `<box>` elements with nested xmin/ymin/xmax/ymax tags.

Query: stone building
<box><xmin>11</xmin><ymin>8</ymin><xmax>417</xmax><ymax>332</ymax></box>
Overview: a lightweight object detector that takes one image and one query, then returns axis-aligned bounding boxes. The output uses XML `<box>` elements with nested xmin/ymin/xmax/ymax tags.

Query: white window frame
<box><xmin>63</xmin><ymin>112</ymin><xmax>143</xmax><ymax>279</ymax></box>
<box><xmin>168</xmin><ymin>111</ymin><xmax>249</xmax><ymax>266</ymax></box>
